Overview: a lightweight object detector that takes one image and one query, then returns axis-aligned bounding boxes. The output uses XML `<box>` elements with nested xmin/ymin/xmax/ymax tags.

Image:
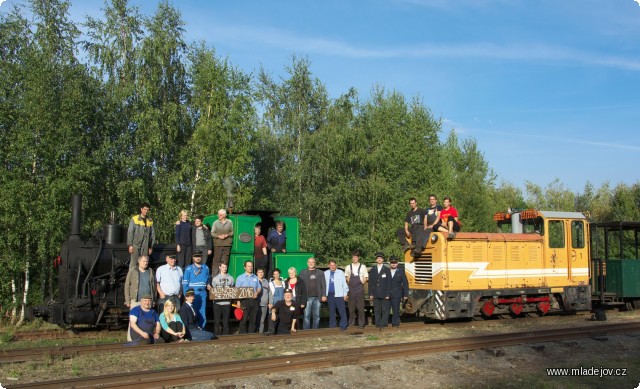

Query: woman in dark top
<box><xmin>175</xmin><ymin>210</ymin><xmax>193</xmax><ymax>269</ymax></box>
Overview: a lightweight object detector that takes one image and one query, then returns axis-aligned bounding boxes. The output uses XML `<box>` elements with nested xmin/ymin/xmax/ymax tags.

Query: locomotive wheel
<box><xmin>625</xmin><ymin>301</ymin><xmax>636</xmax><ymax>311</ymax></box>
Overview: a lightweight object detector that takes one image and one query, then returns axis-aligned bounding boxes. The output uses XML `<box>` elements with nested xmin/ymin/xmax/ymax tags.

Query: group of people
<box><xmin>399</xmin><ymin>195</ymin><xmax>461</xmax><ymax>256</ymax></box>
<box><xmin>124</xmin><ymin>202</ymin><xmax>413</xmax><ymax>345</ymax></box>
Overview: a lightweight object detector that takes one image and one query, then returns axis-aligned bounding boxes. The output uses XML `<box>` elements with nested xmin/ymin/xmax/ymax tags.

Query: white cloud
<box><xmin>205</xmin><ymin>24</ymin><xmax>640</xmax><ymax>71</ymax></box>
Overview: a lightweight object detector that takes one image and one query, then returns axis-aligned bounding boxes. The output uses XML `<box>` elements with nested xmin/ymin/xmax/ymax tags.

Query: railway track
<box><xmin>9</xmin><ymin>329</ymin><xmax>119</xmax><ymax>342</ymax></box>
<box><xmin>0</xmin><ymin>323</ymin><xmax>425</xmax><ymax>364</ymax></box>
<box><xmin>8</xmin><ymin>321</ymin><xmax>640</xmax><ymax>389</ymax></box>
<box><xmin>0</xmin><ymin>311</ymin><xmax>593</xmax><ymax>364</ymax></box>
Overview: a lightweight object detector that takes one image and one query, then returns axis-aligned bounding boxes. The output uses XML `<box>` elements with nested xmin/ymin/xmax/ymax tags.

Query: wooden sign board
<box><xmin>208</xmin><ymin>287</ymin><xmax>255</xmax><ymax>300</ymax></box>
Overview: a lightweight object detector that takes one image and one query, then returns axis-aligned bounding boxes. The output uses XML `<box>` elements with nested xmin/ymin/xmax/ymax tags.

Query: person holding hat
<box><xmin>389</xmin><ymin>256</ymin><xmax>409</xmax><ymax>327</ymax></box>
<box><xmin>271</xmin><ymin>288</ymin><xmax>299</xmax><ymax>334</ymax></box>
<box><xmin>368</xmin><ymin>251</ymin><xmax>392</xmax><ymax>328</ymax></box>
<box><xmin>127</xmin><ymin>294</ymin><xmax>164</xmax><ymax>345</ymax></box>
<box><xmin>179</xmin><ymin>288</ymin><xmax>214</xmax><ymax>341</ymax></box>
<box><xmin>182</xmin><ymin>250</ymin><xmax>212</xmax><ymax>329</ymax></box>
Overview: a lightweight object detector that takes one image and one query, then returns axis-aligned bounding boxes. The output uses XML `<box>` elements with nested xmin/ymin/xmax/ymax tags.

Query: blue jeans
<box><xmin>328</xmin><ymin>294</ymin><xmax>348</xmax><ymax>329</ymax></box>
<box><xmin>303</xmin><ymin>297</ymin><xmax>321</xmax><ymax>329</ymax></box>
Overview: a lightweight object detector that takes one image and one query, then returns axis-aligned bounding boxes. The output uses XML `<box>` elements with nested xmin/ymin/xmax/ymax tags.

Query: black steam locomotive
<box><xmin>30</xmin><ymin>195</ymin><xmax>175</xmax><ymax>329</ymax></box>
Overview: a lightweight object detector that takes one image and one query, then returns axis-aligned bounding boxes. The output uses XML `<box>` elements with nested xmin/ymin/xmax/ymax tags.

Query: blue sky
<box><xmin>3</xmin><ymin>0</ymin><xmax>639</xmax><ymax>193</ymax></box>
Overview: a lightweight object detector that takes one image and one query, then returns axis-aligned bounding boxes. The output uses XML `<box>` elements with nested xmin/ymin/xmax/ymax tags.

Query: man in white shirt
<box><xmin>156</xmin><ymin>254</ymin><xmax>183</xmax><ymax>312</ymax></box>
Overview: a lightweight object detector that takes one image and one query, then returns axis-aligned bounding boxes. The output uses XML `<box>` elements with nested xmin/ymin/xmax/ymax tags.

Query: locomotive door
<box><xmin>569</xmin><ymin>220</ymin><xmax>588</xmax><ymax>282</ymax></box>
<box><xmin>547</xmin><ymin>219</ymin><xmax>570</xmax><ymax>282</ymax></box>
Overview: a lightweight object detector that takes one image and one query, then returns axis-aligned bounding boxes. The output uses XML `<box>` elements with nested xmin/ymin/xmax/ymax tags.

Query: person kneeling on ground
<box><xmin>271</xmin><ymin>289</ymin><xmax>299</xmax><ymax>335</ymax></box>
<box><xmin>159</xmin><ymin>299</ymin><xmax>187</xmax><ymax>342</ymax></box>
<box><xmin>179</xmin><ymin>288</ymin><xmax>214</xmax><ymax>341</ymax></box>
<box><xmin>127</xmin><ymin>294</ymin><xmax>165</xmax><ymax>345</ymax></box>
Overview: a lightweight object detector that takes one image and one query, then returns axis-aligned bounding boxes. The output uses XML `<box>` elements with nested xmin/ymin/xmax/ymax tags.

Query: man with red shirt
<box><xmin>435</xmin><ymin>197</ymin><xmax>461</xmax><ymax>239</ymax></box>
<box><xmin>254</xmin><ymin>225</ymin><xmax>268</xmax><ymax>275</ymax></box>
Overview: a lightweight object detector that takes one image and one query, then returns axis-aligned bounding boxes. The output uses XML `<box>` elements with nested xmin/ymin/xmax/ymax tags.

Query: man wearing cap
<box><xmin>271</xmin><ymin>289</ymin><xmax>299</xmax><ymax>334</ymax></box>
<box><xmin>345</xmin><ymin>250</ymin><xmax>368</xmax><ymax>329</ymax></box>
<box><xmin>235</xmin><ymin>260</ymin><xmax>262</xmax><ymax>333</ymax></box>
<box><xmin>156</xmin><ymin>254</ymin><xmax>183</xmax><ymax>313</ymax></box>
<box><xmin>124</xmin><ymin>255</ymin><xmax>156</xmax><ymax>341</ymax></box>
<box><xmin>324</xmin><ymin>259</ymin><xmax>349</xmax><ymax>330</ymax></box>
<box><xmin>128</xmin><ymin>294</ymin><xmax>164</xmax><ymax>345</ymax></box>
<box><xmin>369</xmin><ymin>252</ymin><xmax>392</xmax><ymax>328</ymax></box>
<box><xmin>179</xmin><ymin>288</ymin><xmax>214</xmax><ymax>341</ymax></box>
<box><xmin>182</xmin><ymin>251</ymin><xmax>212</xmax><ymax>329</ymax></box>
<box><xmin>389</xmin><ymin>256</ymin><xmax>409</xmax><ymax>327</ymax></box>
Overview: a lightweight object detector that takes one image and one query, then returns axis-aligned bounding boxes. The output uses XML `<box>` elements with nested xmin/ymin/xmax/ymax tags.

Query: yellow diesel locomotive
<box><xmin>404</xmin><ymin>210</ymin><xmax>591</xmax><ymax>319</ymax></box>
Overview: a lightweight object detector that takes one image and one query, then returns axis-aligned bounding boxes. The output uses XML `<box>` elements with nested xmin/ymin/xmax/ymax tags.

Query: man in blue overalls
<box><xmin>182</xmin><ymin>250</ymin><xmax>211</xmax><ymax>329</ymax></box>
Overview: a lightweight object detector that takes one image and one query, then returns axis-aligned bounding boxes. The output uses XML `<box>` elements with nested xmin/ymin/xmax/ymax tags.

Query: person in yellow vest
<box><xmin>127</xmin><ymin>203</ymin><xmax>155</xmax><ymax>270</ymax></box>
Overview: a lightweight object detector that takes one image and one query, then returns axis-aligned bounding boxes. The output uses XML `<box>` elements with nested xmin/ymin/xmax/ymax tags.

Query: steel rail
<box><xmin>0</xmin><ymin>323</ymin><xmax>427</xmax><ymax>364</ymax></box>
<box><xmin>8</xmin><ymin>321</ymin><xmax>640</xmax><ymax>389</ymax></box>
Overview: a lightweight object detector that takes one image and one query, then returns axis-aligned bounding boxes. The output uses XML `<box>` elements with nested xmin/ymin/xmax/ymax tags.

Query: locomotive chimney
<box><xmin>70</xmin><ymin>194</ymin><xmax>82</xmax><ymax>240</ymax></box>
<box><xmin>511</xmin><ymin>211</ymin><xmax>523</xmax><ymax>234</ymax></box>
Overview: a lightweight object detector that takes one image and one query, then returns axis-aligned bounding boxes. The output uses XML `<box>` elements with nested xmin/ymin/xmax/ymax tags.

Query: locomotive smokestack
<box><xmin>70</xmin><ymin>194</ymin><xmax>82</xmax><ymax>240</ymax></box>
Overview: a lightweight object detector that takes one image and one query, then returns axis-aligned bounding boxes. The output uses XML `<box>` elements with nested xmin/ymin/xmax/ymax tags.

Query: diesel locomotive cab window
<box><xmin>571</xmin><ymin>221</ymin><xmax>585</xmax><ymax>248</ymax></box>
<box><xmin>548</xmin><ymin>220</ymin><xmax>565</xmax><ymax>248</ymax></box>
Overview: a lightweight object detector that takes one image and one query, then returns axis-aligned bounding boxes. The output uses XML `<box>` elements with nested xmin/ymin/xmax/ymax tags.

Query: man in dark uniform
<box><xmin>389</xmin><ymin>256</ymin><xmax>409</xmax><ymax>327</ymax></box>
<box><xmin>179</xmin><ymin>288</ymin><xmax>214</xmax><ymax>341</ymax></box>
<box><xmin>368</xmin><ymin>252</ymin><xmax>392</xmax><ymax>328</ymax></box>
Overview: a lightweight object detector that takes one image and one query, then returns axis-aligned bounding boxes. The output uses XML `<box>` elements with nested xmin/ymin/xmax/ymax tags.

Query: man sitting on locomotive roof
<box><xmin>127</xmin><ymin>294</ymin><xmax>165</xmax><ymax>345</ymax></box>
<box><xmin>397</xmin><ymin>198</ymin><xmax>428</xmax><ymax>256</ymax></box>
<box><xmin>127</xmin><ymin>202</ymin><xmax>155</xmax><ymax>270</ymax></box>
<box><xmin>424</xmin><ymin>194</ymin><xmax>443</xmax><ymax>234</ymax></box>
<box><xmin>156</xmin><ymin>254</ymin><xmax>183</xmax><ymax>313</ymax></box>
<box><xmin>434</xmin><ymin>197</ymin><xmax>461</xmax><ymax>239</ymax></box>
<box><xmin>179</xmin><ymin>288</ymin><xmax>214</xmax><ymax>341</ymax></box>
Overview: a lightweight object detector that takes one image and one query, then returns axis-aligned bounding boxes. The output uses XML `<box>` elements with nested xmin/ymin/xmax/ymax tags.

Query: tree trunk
<box><xmin>190</xmin><ymin>169</ymin><xmax>200</xmax><ymax>215</ymax></box>
<box><xmin>16</xmin><ymin>259</ymin><xmax>30</xmax><ymax>327</ymax></box>
<box><xmin>10</xmin><ymin>277</ymin><xmax>17</xmax><ymax>325</ymax></box>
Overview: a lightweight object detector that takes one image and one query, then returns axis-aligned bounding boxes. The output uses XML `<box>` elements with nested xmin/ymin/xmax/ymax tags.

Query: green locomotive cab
<box><xmin>203</xmin><ymin>210</ymin><xmax>313</xmax><ymax>279</ymax></box>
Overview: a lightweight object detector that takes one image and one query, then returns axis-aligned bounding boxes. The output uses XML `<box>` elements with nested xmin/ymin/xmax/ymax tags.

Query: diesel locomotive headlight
<box><xmin>430</xmin><ymin>234</ymin><xmax>438</xmax><ymax>244</ymax></box>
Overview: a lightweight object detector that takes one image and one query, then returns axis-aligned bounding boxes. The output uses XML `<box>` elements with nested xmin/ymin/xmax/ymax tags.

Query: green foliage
<box><xmin>1</xmin><ymin>0</ymin><xmax>638</xmax><ymax>318</ymax></box>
